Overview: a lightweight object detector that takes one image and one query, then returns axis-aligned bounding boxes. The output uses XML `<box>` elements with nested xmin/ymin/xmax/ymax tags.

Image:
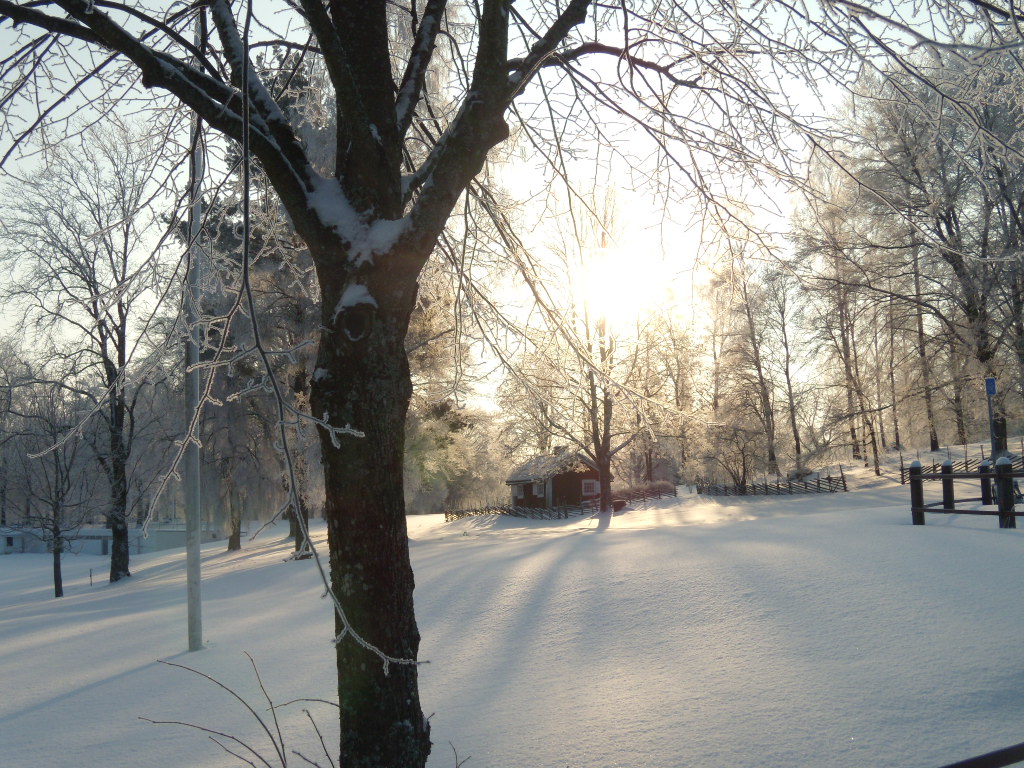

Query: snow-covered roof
<box><xmin>506</xmin><ymin>447</ymin><xmax>595</xmax><ymax>485</ymax></box>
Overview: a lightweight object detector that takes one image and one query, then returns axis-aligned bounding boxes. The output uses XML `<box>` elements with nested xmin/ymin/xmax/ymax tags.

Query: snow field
<box><xmin>2</xmin><ymin>476</ymin><xmax>1022</xmax><ymax>767</ymax></box>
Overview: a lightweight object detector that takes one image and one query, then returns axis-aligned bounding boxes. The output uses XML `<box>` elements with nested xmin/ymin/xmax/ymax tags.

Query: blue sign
<box><xmin>986</xmin><ymin>377</ymin><xmax>997</xmax><ymax>396</ymax></box>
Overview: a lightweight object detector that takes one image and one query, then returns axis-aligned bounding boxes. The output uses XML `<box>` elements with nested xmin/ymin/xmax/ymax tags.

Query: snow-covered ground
<box><xmin>2</xmin><ymin>461</ymin><xmax>1022</xmax><ymax>768</ymax></box>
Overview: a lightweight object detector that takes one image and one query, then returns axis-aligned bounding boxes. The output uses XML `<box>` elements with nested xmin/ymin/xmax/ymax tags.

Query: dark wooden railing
<box><xmin>908</xmin><ymin>458</ymin><xmax>1019</xmax><ymax>529</ymax></box>
<box><xmin>444</xmin><ymin>502</ymin><xmax>598</xmax><ymax>523</ymax></box>
<box><xmin>696</xmin><ymin>469</ymin><xmax>846</xmax><ymax>497</ymax></box>
<box><xmin>443</xmin><ymin>484</ymin><xmax>679</xmax><ymax>522</ymax></box>
<box><xmin>613</xmin><ymin>485</ymin><xmax>678</xmax><ymax>506</ymax></box>
<box><xmin>899</xmin><ymin>441</ymin><xmax>1024</xmax><ymax>484</ymax></box>
<box><xmin>900</xmin><ymin>455</ymin><xmax>984</xmax><ymax>484</ymax></box>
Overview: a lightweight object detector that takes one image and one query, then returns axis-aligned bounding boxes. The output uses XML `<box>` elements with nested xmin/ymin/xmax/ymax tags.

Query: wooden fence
<box><xmin>444</xmin><ymin>502</ymin><xmax>598</xmax><ymax>523</ymax></box>
<box><xmin>899</xmin><ymin>441</ymin><xmax>1024</xmax><ymax>484</ymax></box>
<box><xmin>908</xmin><ymin>458</ymin><xmax>1020</xmax><ymax>529</ymax></box>
<box><xmin>443</xmin><ymin>485</ymin><xmax>679</xmax><ymax>522</ymax></box>
<box><xmin>614</xmin><ymin>484</ymin><xmax>678</xmax><ymax>506</ymax></box>
<box><xmin>696</xmin><ymin>470</ymin><xmax>846</xmax><ymax>497</ymax></box>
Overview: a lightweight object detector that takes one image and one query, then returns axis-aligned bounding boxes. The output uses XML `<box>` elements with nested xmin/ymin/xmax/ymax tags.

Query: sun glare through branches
<box><xmin>572</xmin><ymin>241</ymin><xmax>678</xmax><ymax>336</ymax></box>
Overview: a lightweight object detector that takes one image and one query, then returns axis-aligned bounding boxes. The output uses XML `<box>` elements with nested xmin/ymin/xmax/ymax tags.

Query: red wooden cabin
<box><xmin>506</xmin><ymin>447</ymin><xmax>600</xmax><ymax>509</ymax></box>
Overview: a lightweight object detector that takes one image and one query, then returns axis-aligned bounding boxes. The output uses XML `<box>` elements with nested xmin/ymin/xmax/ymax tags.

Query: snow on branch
<box><xmin>210</xmin><ymin>0</ymin><xmax>289</xmax><ymax>128</ymax></box>
<box><xmin>206</xmin><ymin>0</ymin><xmax>326</xmax><ymax>199</ymax></box>
<box><xmin>307</xmin><ymin>175</ymin><xmax>410</xmax><ymax>261</ymax></box>
<box><xmin>505</xmin><ymin>0</ymin><xmax>591</xmax><ymax>95</ymax></box>
<box><xmin>395</xmin><ymin>0</ymin><xmax>446</xmax><ymax>139</ymax></box>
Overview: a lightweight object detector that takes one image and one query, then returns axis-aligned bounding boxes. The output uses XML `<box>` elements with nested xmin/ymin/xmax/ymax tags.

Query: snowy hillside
<box><xmin>2</xmin><ymin>466</ymin><xmax>1022</xmax><ymax>768</ymax></box>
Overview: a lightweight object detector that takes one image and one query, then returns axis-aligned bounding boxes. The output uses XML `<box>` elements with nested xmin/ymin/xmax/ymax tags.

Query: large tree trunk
<box><xmin>226</xmin><ymin>490</ymin><xmax>241</xmax><ymax>552</ymax></box>
<box><xmin>742</xmin><ymin>295</ymin><xmax>779</xmax><ymax>476</ymax></box>
<box><xmin>886</xmin><ymin>293</ymin><xmax>902</xmax><ymax>450</ymax></box>
<box><xmin>951</xmin><ymin>370</ymin><xmax>968</xmax><ymax>446</ymax></box>
<box><xmin>838</xmin><ymin>296</ymin><xmax>861</xmax><ymax>460</ymax></box>
<box><xmin>780</xmin><ymin>329</ymin><xmax>802</xmax><ymax>470</ymax></box>
<box><xmin>1</xmin><ymin>461</ymin><xmax>7</xmax><ymax>526</ymax></box>
<box><xmin>856</xmin><ymin>390</ymin><xmax>881</xmax><ymax>476</ymax></box>
<box><xmin>1009</xmin><ymin>272</ymin><xmax>1024</xmax><ymax>393</ymax></box>
<box><xmin>105</xmin><ymin>370</ymin><xmax>131</xmax><ymax>582</ymax></box>
<box><xmin>913</xmin><ymin>250</ymin><xmax>940</xmax><ymax>451</ymax></box>
<box><xmin>108</xmin><ymin>511</ymin><xmax>130</xmax><ymax>582</ymax></box>
<box><xmin>108</xmin><ymin>431</ymin><xmax>131</xmax><ymax>582</ymax></box>
<box><xmin>52</xmin><ymin>536</ymin><xmax>63</xmax><ymax>599</ymax></box>
<box><xmin>596</xmin><ymin>450</ymin><xmax>614</xmax><ymax>514</ymax></box>
<box><xmin>310</xmin><ymin>261</ymin><xmax>429</xmax><ymax>768</ymax></box>
<box><xmin>872</xmin><ymin>315</ymin><xmax>888</xmax><ymax>450</ymax></box>
<box><xmin>293</xmin><ymin>493</ymin><xmax>310</xmax><ymax>555</ymax></box>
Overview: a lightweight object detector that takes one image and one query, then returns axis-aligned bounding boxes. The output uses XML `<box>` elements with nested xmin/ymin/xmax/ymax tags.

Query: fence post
<box><xmin>900</xmin><ymin>453</ymin><xmax>906</xmax><ymax>484</ymax></box>
<box><xmin>941</xmin><ymin>460</ymin><xmax>955</xmax><ymax>511</ymax></box>
<box><xmin>910</xmin><ymin>461</ymin><xmax>924</xmax><ymax>526</ymax></box>
<box><xmin>980</xmin><ymin>460</ymin><xmax>993</xmax><ymax>506</ymax></box>
<box><xmin>996</xmin><ymin>457</ymin><xmax>1016</xmax><ymax>529</ymax></box>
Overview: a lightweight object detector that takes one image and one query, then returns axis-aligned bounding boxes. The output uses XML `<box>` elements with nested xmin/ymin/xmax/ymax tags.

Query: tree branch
<box><xmin>395</xmin><ymin>0</ymin><xmax>446</xmax><ymax>139</ymax></box>
<box><xmin>509</xmin><ymin>41</ymin><xmax>701</xmax><ymax>90</ymax></box>
<box><xmin>405</xmin><ymin>0</ymin><xmax>593</xmax><ymax>263</ymax></box>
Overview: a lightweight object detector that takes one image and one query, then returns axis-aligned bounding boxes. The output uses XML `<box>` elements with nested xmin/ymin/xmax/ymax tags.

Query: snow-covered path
<box><xmin>2</xmin><ymin>479</ymin><xmax>1022</xmax><ymax>768</ymax></box>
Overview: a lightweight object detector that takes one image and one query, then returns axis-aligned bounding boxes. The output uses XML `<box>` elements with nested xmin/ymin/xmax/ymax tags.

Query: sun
<box><xmin>573</xmin><ymin>241</ymin><xmax>678</xmax><ymax>335</ymax></box>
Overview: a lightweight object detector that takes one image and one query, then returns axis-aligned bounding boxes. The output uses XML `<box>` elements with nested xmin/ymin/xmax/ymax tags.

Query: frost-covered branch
<box><xmin>395</xmin><ymin>0</ymin><xmax>446</xmax><ymax>138</ymax></box>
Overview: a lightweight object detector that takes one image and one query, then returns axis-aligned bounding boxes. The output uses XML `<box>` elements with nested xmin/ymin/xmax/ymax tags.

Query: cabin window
<box><xmin>582</xmin><ymin>479</ymin><xmax>598</xmax><ymax>496</ymax></box>
<box><xmin>532</xmin><ymin>482</ymin><xmax>544</xmax><ymax>497</ymax></box>
<box><xmin>513</xmin><ymin>485</ymin><xmax>524</xmax><ymax>499</ymax></box>
<box><xmin>5</xmin><ymin>536</ymin><xmax>12</xmax><ymax>547</ymax></box>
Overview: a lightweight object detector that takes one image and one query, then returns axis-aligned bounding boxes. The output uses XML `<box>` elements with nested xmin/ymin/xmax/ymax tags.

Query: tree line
<box><xmin>496</xmin><ymin>47</ymin><xmax>1024</xmax><ymax>499</ymax></box>
<box><xmin>0</xmin><ymin>117</ymin><xmax>509</xmax><ymax>594</ymax></box>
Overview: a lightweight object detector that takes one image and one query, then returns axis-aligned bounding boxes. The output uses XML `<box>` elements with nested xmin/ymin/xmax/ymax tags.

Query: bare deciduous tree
<box><xmin>0</xmin><ymin>122</ymin><xmax>170</xmax><ymax>582</ymax></box>
<box><xmin>3</xmin><ymin>378</ymin><xmax>98</xmax><ymax>598</ymax></box>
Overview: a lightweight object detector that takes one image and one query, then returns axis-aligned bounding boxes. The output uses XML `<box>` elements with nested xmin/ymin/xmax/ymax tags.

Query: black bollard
<box><xmin>941</xmin><ymin>460</ymin><xmax>955</xmax><ymax>511</ymax></box>
<box><xmin>910</xmin><ymin>461</ymin><xmax>925</xmax><ymax>526</ymax></box>
<box><xmin>996</xmin><ymin>457</ymin><xmax>1017</xmax><ymax>529</ymax></box>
